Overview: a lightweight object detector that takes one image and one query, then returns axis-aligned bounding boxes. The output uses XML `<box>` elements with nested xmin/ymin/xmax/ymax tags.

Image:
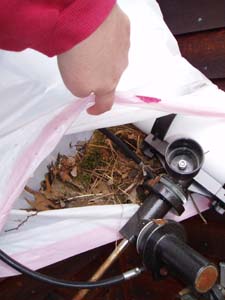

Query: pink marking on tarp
<box><xmin>158</xmin><ymin>102</ymin><xmax>225</xmax><ymax>118</ymax></box>
<box><xmin>117</xmin><ymin>95</ymin><xmax>225</xmax><ymax>118</ymax></box>
<box><xmin>136</xmin><ymin>95</ymin><xmax>161</xmax><ymax>103</ymax></box>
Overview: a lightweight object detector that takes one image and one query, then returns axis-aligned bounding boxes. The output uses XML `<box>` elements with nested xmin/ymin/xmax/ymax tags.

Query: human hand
<box><xmin>57</xmin><ymin>4</ymin><xmax>130</xmax><ymax>115</ymax></box>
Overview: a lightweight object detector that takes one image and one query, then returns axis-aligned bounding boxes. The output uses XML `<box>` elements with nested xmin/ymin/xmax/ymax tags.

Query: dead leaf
<box><xmin>59</xmin><ymin>171</ymin><xmax>72</xmax><ymax>183</ymax></box>
<box><xmin>146</xmin><ymin>176</ymin><xmax>160</xmax><ymax>187</ymax></box>
<box><xmin>24</xmin><ymin>124</ymin><xmax>163</xmax><ymax>211</ymax></box>
<box><xmin>25</xmin><ymin>186</ymin><xmax>58</xmax><ymax>211</ymax></box>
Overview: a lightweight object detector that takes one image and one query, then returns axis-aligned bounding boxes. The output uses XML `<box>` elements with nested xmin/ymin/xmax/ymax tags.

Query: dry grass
<box><xmin>25</xmin><ymin>125</ymin><xmax>163</xmax><ymax>211</ymax></box>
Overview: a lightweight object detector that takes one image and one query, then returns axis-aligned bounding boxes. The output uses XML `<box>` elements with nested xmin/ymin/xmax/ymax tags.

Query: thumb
<box><xmin>87</xmin><ymin>90</ymin><xmax>115</xmax><ymax>115</ymax></box>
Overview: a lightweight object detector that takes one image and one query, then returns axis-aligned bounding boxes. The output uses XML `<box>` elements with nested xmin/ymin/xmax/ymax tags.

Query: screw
<box><xmin>178</xmin><ymin>159</ymin><xmax>187</xmax><ymax>170</ymax></box>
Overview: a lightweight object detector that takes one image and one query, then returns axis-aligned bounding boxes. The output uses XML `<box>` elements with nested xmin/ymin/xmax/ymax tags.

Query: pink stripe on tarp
<box><xmin>0</xmin><ymin>99</ymin><xmax>88</xmax><ymax>230</ymax></box>
<box><xmin>0</xmin><ymin>225</ymin><xmax>122</xmax><ymax>277</ymax></box>
<box><xmin>0</xmin><ymin>193</ymin><xmax>210</xmax><ymax>277</ymax></box>
<box><xmin>157</xmin><ymin>102</ymin><xmax>225</xmax><ymax>118</ymax></box>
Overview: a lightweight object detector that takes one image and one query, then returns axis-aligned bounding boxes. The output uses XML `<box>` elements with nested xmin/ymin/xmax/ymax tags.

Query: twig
<box><xmin>189</xmin><ymin>193</ymin><xmax>208</xmax><ymax>224</ymax></box>
<box><xmin>90</xmin><ymin>178</ymin><xmax>99</xmax><ymax>190</ymax></box>
<box><xmin>106</xmin><ymin>139</ymin><xmax>118</xmax><ymax>158</ymax></box>
<box><xmin>122</xmin><ymin>139</ymin><xmax>136</xmax><ymax>151</ymax></box>
<box><xmin>136</xmin><ymin>134</ymin><xmax>141</xmax><ymax>154</ymax></box>
<box><xmin>65</xmin><ymin>193</ymin><xmax>103</xmax><ymax>201</ymax></box>
<box><xmin>124</xmin><ymin>182</ymin><xmax>137</xmax><ymax>193</ymax></box>
<box><xmin>88</xmin><ymin>144</ymin><xmax>109</xmax><ymax>150</ymax></box>
<box><xmin>24</xmin><ymin>185</ymin><xmax>37</xmax><ymax>195</ymax></box>
<box><xmin>5</xmin><ymin>212</ymin><xmax>38</xmax><ymax>232</ymax></box>
<box><xmin>87</xmin><ymin>192</ymin><xmax>114</xmax><ymax>203</ymax></box>
<box><xmin>72</xmin><ymin>239</ymin><xmax>129</xmax><ymax>300</ymax></box>
<box><xmin>110</xmin><ymin>160</ymin><xmax>117</xmax><ymax>180</ymax></box>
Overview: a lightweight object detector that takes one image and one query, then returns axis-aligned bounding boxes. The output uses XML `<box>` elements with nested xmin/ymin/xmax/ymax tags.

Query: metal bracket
<box><xmin>144</xmin><ymin>133</ymin><xmax>225</xmax><ymax>213</ymax></box>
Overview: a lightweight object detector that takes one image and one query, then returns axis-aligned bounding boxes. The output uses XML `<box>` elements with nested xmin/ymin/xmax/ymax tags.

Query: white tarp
<box><xmin>0</xmin><ymin>0</ymin><xmax>224</xmax><ymax>277</ymax></box>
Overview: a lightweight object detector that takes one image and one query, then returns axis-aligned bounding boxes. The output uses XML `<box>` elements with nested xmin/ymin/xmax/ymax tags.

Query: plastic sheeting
<box><xmin>0</xmin><ymin>0</ymin><xmax>224</xmax><ymax>277</ymax></box>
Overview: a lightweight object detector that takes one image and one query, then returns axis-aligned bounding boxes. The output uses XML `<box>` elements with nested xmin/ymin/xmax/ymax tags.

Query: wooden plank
<box><xmin>176</xmin><ymin>29</ymin><xmax>225</xmax><ymax>79</ymax></box>
<box><xmin>183</xmin><ymin>209</ymin><xmax>225</xmax><ymax>261</ymax></box>
<box><xmin>157</xmin><ymin>0</ymin><xmax>225</xmax><ymax>35</ymax></box>
<box><xmin>213</xmin><ymin>78</ymin><xmax>225</xmax><ymax>91</ymax></box>
<box><xmin>0</xmin><ymin>244</ymin><xmax>112</xmax><ymax>300</ymax></box>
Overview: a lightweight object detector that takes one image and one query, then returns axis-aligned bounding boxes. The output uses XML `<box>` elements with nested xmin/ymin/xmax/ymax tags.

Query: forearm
<box><xmin>57</xmin><ymin>3</ymin><xmax>130</xmax><ymax>115</ymax></box>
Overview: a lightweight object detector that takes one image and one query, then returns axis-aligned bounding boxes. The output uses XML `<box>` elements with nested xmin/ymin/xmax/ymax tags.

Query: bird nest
<box><xmin>25</xmin><ymin>124</ymin><xmax>163</xmax><ymax>211</ymax></box>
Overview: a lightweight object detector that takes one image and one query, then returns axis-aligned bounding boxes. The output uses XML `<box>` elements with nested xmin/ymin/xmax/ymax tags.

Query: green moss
<box><xmin>80</xmin><ymin>149</ymin><xmax>104</xmax><ymax>170</ymax></box>
<box><xmin>77</xmin><ymin>173</ymin><xmax>92</xmax><ymax>188</ymax></box>
<box><xmin>92</xmin><ymin>131</ymin><xmax>106</xmax><ymax>145</ymax></box>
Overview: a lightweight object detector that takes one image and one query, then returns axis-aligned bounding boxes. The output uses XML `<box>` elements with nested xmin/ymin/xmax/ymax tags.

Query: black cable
<box><xmin>99</xmin><ymin>128</ymin><xmax>154</xmax><ymax>178</ymax></box>
<box><xmin>0</xmin><ymin>249</ymin><xmax>125</xmax><ymax>289</ymax></box>
<box><xmin>99</xmin><ymin>128</ymin><xmax>142</xmax><ymax>165</ymax></box>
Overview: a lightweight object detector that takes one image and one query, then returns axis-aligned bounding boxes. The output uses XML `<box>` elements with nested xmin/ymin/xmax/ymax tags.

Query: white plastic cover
<box><xmin>0</xmin><ymin>0</ymin><xmax>224</xmax><ymax>277</ymax></box>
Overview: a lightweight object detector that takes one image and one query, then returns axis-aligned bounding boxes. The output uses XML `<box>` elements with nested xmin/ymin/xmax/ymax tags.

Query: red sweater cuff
<box><xmin>46</xmin><ymin>0</ymin><xmax>116</xmax><ymax>56</ymax></box>
<box><xmin>0</xmin><ymin>0</ymin><xmax>116</xmax><ymax>57</ymax></box>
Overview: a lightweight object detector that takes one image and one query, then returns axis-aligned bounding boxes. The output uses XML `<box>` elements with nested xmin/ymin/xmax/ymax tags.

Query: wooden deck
<box><xmin>158</xmin><ymin>0</ymin><xmax>225</xmax><ymax>90</ymax></box>
<box><xmin>0</xmin><ymin>1</ymin><xmax>225</xmax><ymax>299</ymax></box>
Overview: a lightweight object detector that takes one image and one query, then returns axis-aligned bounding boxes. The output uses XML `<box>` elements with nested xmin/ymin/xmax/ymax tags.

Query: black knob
<box><xmin>165</xmin><ymin>138</ymin><xmax>204</xmax><ymax>183</ymax></box>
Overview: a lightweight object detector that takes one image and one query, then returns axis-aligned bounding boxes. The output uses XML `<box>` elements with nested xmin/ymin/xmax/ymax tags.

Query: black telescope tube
<box><xmin>120</xmin><ymin>178</ymin><xmax>185</xmax><ymax>241</ymax></box>
<box><xmin>138</xmin><ymin>220</ymin><xmax>218</xmax><ymax>294</ymax></box>
<box><xmin>158</xmin><ymin>234</ymin><xmax>218</xmax><ymax>293</ymax></box>
<box><xmin>120</xmin><ymin>193</ymin><xmax>171</xmax><ymax>240</ymax></box>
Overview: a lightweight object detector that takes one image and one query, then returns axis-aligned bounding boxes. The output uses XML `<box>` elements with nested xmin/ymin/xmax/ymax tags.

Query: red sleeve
<box><xmin>0</xmin><ymin>0</ymin><xmax>116</xmax><ymax>57</ymax></box>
